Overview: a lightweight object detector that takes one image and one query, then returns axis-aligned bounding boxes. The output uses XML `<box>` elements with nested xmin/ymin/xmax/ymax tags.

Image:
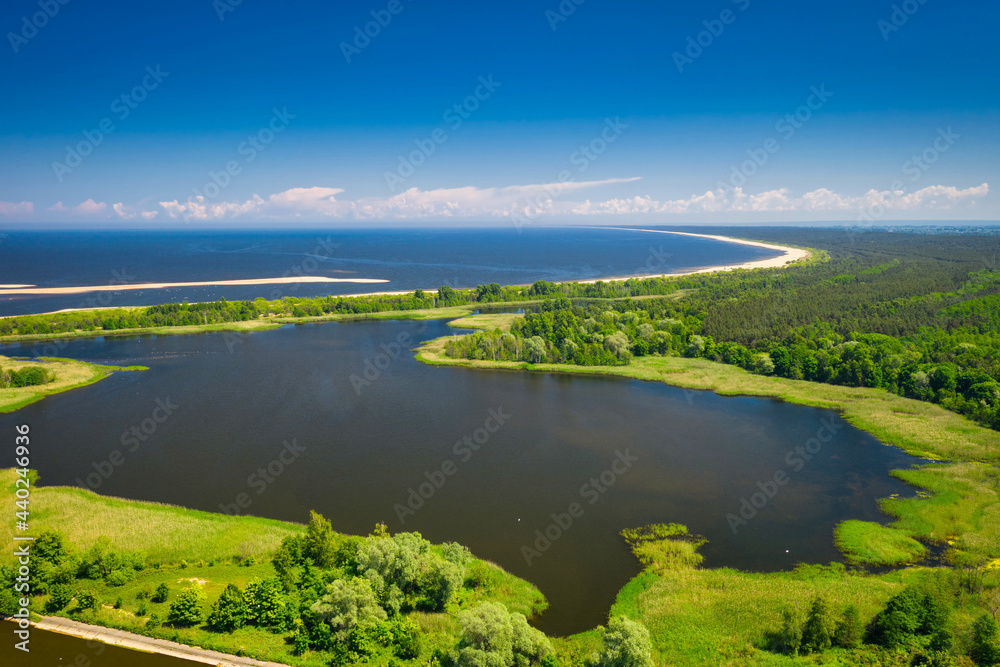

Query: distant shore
<box><xmin>1</xmin><ymin>231</ymin><xmax>809</xmax><ymax>318</ymax></box>
<box><xmin>329</xmin><ymin>230</ymin><xmax>812</xmax><ymax>299</ymax></box>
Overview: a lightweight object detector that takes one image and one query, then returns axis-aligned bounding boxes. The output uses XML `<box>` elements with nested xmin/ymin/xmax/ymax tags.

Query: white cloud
<box><xmin>0</xmin><ymin>201</ymin><xmax>34</xmax><ymax>217</ymax></box>
<box><xmin>573</xmin><ymin>183</ymin><xmax>990</xmax><ymax>216</ymax></box>
<box><xmin>4</xmin><ymin>180</ymin><xmax>991</xmax><ymax>223</ymax></box>
<box><xmin>48</xmin><ymin>199</ymin><xmax>108</xmax><ymax>216</ymax></box>
<box><xmin>156</xmin><ymin>178</ymin><xmax>642</xmax><ymax>221</ymax></box>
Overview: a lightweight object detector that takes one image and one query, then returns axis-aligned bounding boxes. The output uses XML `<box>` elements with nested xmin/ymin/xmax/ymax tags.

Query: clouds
<box><xmin>572</xmin><ymin>183</ymin><xmax>991</xmax><ymax>216</ymax></box>
<box><xmin>0</xmin><ymin>180</ymin><xmax>991</xmax><ymax>223</ymax></box>
<box><xmin>47</xmin><ymin>199</ymin><xmax>108</xmax><ymax>216</ymax></box>
<box><xmin>0</xmin><ymin>201</ymin><xmax>34</xmax><ymax>217</ymax></box>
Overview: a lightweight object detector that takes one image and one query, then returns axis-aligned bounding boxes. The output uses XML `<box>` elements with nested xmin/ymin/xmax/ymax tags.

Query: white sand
<box><xmin>575</xmin><ymin>228</ymin><xmax>811</xmax><ymax>283</ymax></box>
<box><xmin>0</xmin><ymin>276</ymin><xmax>389</xmax><ymax>296</ymax></box>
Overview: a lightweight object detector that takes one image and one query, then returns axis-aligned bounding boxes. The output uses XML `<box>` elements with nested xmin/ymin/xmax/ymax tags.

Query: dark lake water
<box><xmin>0</xmin><ymin>227</ymin><xmax>778</xmax><ymax>315</ymax></box>
<box><xmin>2</xmin><ymin>627</ymin><xmax>183</xmax><ymax>667</ymax></box>
<box><xmin>1</xmin><ymin>318</ymin><xmax>921</xmax><ymax>643</ymax></box>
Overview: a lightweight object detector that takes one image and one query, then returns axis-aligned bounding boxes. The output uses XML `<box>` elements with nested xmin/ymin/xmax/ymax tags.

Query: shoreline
<box><xmin>1</xmin><ymin>231</ymin><xmax>810</xmax><ymax>317</ymax></box>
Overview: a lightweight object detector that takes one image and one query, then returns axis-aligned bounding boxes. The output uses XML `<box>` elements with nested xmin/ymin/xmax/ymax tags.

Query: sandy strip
<box><xmin>565</xmin><ymin>228</ymin><xmax>811</xmax><ymax>283</ymax></box>
<box><xmin>0</xmin><ymin>276</ymin><xmax>389</xmax><ymax>296</ymax></box>
<box><xmin>328</xmin><ymin>230</ymin><xmax>811</xmax><ymax>295</ymax></box>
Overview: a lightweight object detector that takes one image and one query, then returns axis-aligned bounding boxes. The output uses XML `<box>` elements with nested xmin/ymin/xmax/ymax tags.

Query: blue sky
<box><xmin>1</xmin><ymin>0</ymin><xmax>997</xmax><ymax>225</ymax></box>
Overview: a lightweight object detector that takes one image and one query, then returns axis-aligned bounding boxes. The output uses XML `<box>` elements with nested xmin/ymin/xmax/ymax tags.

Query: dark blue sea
<box><xmin>0</xmin><ymin>226</ymin><xmax>778</xmax><ymax>315</ymax></box>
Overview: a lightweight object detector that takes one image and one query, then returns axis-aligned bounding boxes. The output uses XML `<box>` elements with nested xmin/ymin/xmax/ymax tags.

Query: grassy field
<box><xmin>0</xmin><ymin>356</ymin><xmax>146</xmax><ymax>413</ymax></box>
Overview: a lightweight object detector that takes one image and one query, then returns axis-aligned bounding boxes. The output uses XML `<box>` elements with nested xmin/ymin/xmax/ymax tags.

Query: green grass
<box><xmin>833</xmin><ymin>520</ymin><xmax>927</xmax><ymax>566</ymax></box>
<box><xmin>0</xmin><ymin>469</ymin><xmax>301</xmax><ymax>563</ymax></box>
<box><xmin>0</xmin><ymin>356</ymin><xmax>146</xmax><ymax>413</ymax></box>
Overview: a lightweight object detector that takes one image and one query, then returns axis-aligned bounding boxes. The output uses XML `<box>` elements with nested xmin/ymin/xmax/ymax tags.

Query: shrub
<box><xmin>598</xmin><ymin>616</ymin><xmax>653</xmax><ymax>667</ymax></box>
<box><xmin>971</xmin><ymin>614</ymin><xmax>1000</xmax><ymax>666</ymax></box>
<box><xmin>208</xmin><ymin>584</ymin><xmax>246</xmax><ymax>632</ymax></box>
<box><xmin>75</xmin><ymin>589</ymin><xmax>98</xmax><ymax>613</ymax></box>
<box><xmin>45</xmin><ymin>584</ymin><xmax>73</xmax><ymax>612</ymax></box>
<box><xmin>167</xmin><ymin>588</ymin><xmax>204</xmax><ymax>627</ymax></box>
<box><xmin>152</xmin><ymin>583</ymin><xmax>169</xmax><ymax>603</ymax></box>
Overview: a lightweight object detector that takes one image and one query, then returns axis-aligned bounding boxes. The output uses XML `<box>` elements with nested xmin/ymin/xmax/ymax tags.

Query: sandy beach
<box><xmin>0</xmin><ymin>276</ymin><xmax>389</xmax><ymax>296</ymax></box>
<box><xmin>330</xmin><ymin>230</ymin><xmax>811</xmax><ymax>297</ymax></box>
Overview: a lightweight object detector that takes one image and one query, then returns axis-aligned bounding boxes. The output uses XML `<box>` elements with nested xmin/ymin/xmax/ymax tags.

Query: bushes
<box><xmin>597</xmin><ymin>616</ymin><xmax>653</xmax><ymax>667</ymax></box>
<box><xmin>152</xmin><ymin>582</ymin><xmax>170</xmax><ymax>603</ymax></box>
<box><xmin>167</xmin><ymin>588</ymin><xmax>205</xmax><ymax>627</ymax></box>
<box><xmin>207</xmin><ymin>583</ymin><xmax>246</xmax><ymax>632</ymax></box>
<box><xmin>455</xmin><ymin>602</ymin><xmax>552</xmax><ymax>667</ymax></box>
<box><xmin>0</xmin><ymin>365</ymin><xmax>52</xmax><ymax>388</ymax></box>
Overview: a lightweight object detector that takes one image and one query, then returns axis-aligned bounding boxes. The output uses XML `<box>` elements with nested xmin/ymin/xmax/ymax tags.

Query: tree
<box><xmin>243</xmin><ymin>578</ymin><xmax>287</xmax><ymax>628</ymax></box>
<box><xmin>598</xmin><ymin>616</ymin><xmax>654</xmax><ymax>667</ymax></box>
<box><xmin>971</xmin><ymin>614</ymin><xmax>1000</xmax><ymax>666</ymax></box>
<box><xmin>310</xmin><ymin>578</ymin><xmax>386</xmax><ymax>637</ymax></box>
<box><xmin>800</xmin><ymin>596</ymin><xmax>833</xmax><ymax>653</ymax></box>
<box><xmin>207</xmin><ymin>584</ymin><xmax>246</xmax><ymax>632</ymax></box>
<box><xmin>45</xmin><ymin>584</ymin><xmax>73</xmax><ymax>612</ymax></box>
<box><xmin>167</xmin><ymin>588</ymin><xmax>205</xmax><ymax>627</ymax></box>
<box><xmin>152</xmin><ymin>582</ymin><xmax>170</xmax><ymax>603</ymax></box>
<box><xmin>753</xmin><ymin>352</ymin><xmax>775</xmax><ymax>375</ymax></box>
<box><xmin>456</xmin><ymin>602</ymin><xmax>514</xmax><ymax>667</ymax></box>
<box><xmin>833</xmin><ymin>604</ymin><xmax>863</xmax><ymax>649</ymax></box>
<box><xmin>303</xmin><ymin>511</ymin><xmax>337</xmax><ymax>568</ymax></box>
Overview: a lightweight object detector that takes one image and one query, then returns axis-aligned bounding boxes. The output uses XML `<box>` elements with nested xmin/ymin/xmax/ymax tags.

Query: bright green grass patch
<box><xmin>0</xmin><ymin>469</ymin><xmax>302</xmax><ymax>564</ymax></box>
<box><xmin>882</xmin><ymin>463</ymin><xmax>1000</xmax><ymax>561</ymax></box>
<box><xmin>447</xmin><ymin>312</ymin><xmax>522</xmax><ymax>331</ymax></box>
<box><xmin>0</xmin><ymin>355</ymin><xmax>146</xmax><ymax>413</ymax></box>
<box><xmin>834</xmin><ymin>520</ymin><xmax>927</xmax><ymax>566</ymax></box>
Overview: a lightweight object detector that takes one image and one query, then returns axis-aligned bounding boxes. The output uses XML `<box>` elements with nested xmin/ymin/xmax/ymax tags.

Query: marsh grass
<box><xmin>0</xmin><ymin>355</ymin><xmax>146</xmax><ymax>412</ymax></box>
<box><xmin>833</xmin><ymin>520</ymin><xmax>927</xmax><ymax>566</ymax></box>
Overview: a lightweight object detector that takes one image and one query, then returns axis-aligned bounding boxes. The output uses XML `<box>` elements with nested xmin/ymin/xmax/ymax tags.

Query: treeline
<box><xmin>767</xmin><ymin>567</ymin><xmax>1000</xmax><ymax>666</ymax></box>
<box><xmin>0</xmin><ymin>364</ymin><xmax>51</xmax><ymax>388</ymax></box>
<box><xmin>0</xmin><ymin>278</ymin><xmax>696</xmax><ymax>338</ymax></box>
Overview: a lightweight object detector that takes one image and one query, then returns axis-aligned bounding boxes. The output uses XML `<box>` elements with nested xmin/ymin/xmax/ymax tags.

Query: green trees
<box><xmin>310</xmin><ymin>578</ymin><xmax>387</xmax><ymax>638</ymax></box>
<box><xmin>971</xmin><ymin>614</ymin><xmax>1000</xmax><ymax>666</ymax></box>
<box><xmin>864</xmin><ymin>587</ymin><xmax>950</xmax><ymax>651</ymax></box>
<box><xmin>0</xmin><ymin>365</ymin><xmax>52</xmax><ymax>388</ymax></box>
<box><xmin>207</xmin><ymin>583</ymin><xmax>246</xmax><ymax>632</ymax></box>
<box><xmin>242</xmin><ymin>578</ymin><xmax>288</xmax><ymax>629</ymax></box>
<box><xmin>800</xmin><ymin>597</ymin><xmax>834</xmax><ymax>653</ymax></box>
<box><xmin>455</xmin><ymin>602</ymin><xmax>552</xmax><ymax>667</ymax></box>
<box><xmin>152</xmin><ymin>582</ymin><xmax>170</xmax><ymax>603</ymax></box>
<box><xmin>167</xmin><ymin>588</ymin><xmax>205</xmax><ymax>626</ymax></box>
<box><xmin>597</xmin><ymin>616</ymin><xmax>654</xmax><ymax>667</ymax></box>
<box><xmin>303</xmin><ymin>510</ymin><xmax>337</xmax><ymax>568</ymax></box>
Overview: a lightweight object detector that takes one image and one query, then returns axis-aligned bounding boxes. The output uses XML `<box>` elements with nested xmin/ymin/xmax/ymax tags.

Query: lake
<box><xmin>1</xmin><ymin>317</ymin><xmax>921</xmax><ymax>645</ymax></box>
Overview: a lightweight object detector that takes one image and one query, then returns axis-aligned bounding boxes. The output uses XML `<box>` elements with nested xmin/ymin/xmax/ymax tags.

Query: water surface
<box><xmin>0</xmin><ymin>227</ymin><xmax>778</xmax><ymax>315</ymax></box>
<box><xmin>1</xmin><ymin>318</ymin><xmax>921</xmax><ymax>637</ymax></box>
